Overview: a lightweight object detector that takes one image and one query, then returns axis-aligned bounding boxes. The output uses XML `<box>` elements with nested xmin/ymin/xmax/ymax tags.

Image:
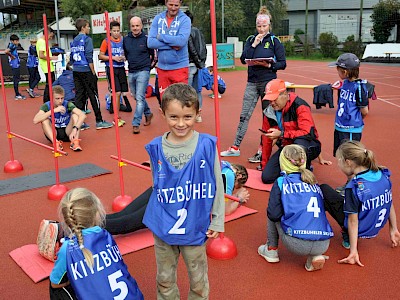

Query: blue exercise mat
<box><xmin>0</xmin><ymin>163</ymin><xmax>112</xmax><ymax>196</ymax></box>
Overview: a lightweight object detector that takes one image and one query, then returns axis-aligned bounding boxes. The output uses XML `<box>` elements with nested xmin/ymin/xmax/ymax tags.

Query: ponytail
<box><xmin>336</xmin><ymin>140</ymin><xmax>383</xmax><ymax>171</ymax></box>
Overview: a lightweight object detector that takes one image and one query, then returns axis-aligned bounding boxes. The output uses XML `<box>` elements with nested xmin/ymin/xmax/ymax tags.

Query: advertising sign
<box><xmin>91</xmin><ymin>11</ymin><xmax>123</xmax><ymax>34</ymax></box>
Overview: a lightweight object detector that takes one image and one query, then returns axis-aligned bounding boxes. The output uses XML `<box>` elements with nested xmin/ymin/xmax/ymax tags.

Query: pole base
<box><xmin>112</xmin><ymin>195</ymin><xmax>133</xmax><ymax>212</ymax></box>
<box><xmin>206</xmin><ymin>234</ymin><xmax>238</xmax><ymax>260</ymax></box>
<box><xmin>48</xmin><ymin>184</ymin><xmax>69</xmax><ymax>201</ymax></box>
<box><xmin>4</xmin><ymin>160</ymin><xmax>23</xmax><ymax>173</ymax></box>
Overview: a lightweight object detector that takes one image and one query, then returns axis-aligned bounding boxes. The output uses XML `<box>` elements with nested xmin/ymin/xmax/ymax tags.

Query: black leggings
<box><xmin>105</xmin><ymin>187</ymin><xmax>152</xmax><ymax>235</ymax></box>
<box><xmin>320</xmin><ymin>184</ymin><xmax>345</xmax><ymax>228</ymax></box>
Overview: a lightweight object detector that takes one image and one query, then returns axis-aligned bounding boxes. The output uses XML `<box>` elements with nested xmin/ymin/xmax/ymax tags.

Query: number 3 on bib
<box><xmin>307</xmin><ymin>196</ymin><xmax>321</xmax><ymax>218</ymax></box>
<box><xmin>168</xmin><ymin>208</ymin><xmax>187</xmax><ymax>234</ymax></box>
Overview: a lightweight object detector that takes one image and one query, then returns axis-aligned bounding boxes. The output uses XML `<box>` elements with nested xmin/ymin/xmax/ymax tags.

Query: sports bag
<box><xmin>37</xmin><ymin>219</ymin><xmax>62</xmax><ymax>262</ymax></box>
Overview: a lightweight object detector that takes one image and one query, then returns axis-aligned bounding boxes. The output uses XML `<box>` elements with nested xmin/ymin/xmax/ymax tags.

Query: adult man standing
<box><xmin>260</xmin><ymin>79</ymin><xmax>322</xmax><ymax>183</ymax></box>
<box><xmin>37</xmin><ymin>27</ymin><xmax>59</xmax><ymax>103</ymax></box>
<box><xmin>147</xmin><ymin>0</ymin><xmax>191</xmax><ymax>96</ymax></box>
<box><xmin>185</xmin><ymin>10</ymin><xmax>207</xmax><ymax>122</ymax></box>
<box><xmin>124</xmin><ymin>16</ymin><xmax>156</xmax><ymax>134</ymax></box>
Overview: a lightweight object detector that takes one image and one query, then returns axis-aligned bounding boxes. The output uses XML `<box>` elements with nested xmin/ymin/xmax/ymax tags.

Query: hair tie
<box><xmin>301</xmin><ymin>159</ymin><xmax>304</xmax><ymax>163</ymax></box>
<box><xmin>80</xmin><ymin>244</ymin><xmax>85</xmax><ymax>249</ymax></box>
<box><xmin>290</xmin><ymin>159</ymin><xmax>296</xmax><ymax>164</ymax></box>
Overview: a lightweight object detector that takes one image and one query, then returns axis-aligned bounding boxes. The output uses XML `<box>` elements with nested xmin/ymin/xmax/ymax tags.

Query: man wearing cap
<box><xmin>260</xmin><ymin>79</ymin><xmax>321</xmax><ymax>183</ymax></box>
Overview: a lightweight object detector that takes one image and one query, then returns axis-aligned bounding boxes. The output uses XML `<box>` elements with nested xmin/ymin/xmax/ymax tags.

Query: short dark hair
<box><xmin>161</xmin><ymin>83</ymin><xmax>199</xmax><ymax>113</ymax></box>
<box><xmin>48</xmin><ymin>26</ymin><xmax>55</xmax><ymax>34</ymax></box>
<box><xmin>75</xmin><ymin>18</ymin><xmax>89</xmax><ymax>32</ymax></box>
<box><xmin>10</xmin><ymin>34</ymin><xmax>19</xmax><ymax>41</ymax></box>
<box><xmin>184</xmin><ymin>10</ymin><xmax>193</xmax><ymax>22</ymax></box>
<box><xmin>110</xmin><ymin>21</ymin><xmax>120</xmax><ymax>29</ymax></box>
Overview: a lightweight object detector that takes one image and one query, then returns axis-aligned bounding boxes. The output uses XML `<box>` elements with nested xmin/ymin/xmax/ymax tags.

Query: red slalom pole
<box><xmin>210</xmin><ymin>0</ymin><xmax>221</xmax><ymax>154</ymax></box>
<box><xmin>206</xmin><ymin>0</ymin><xmax>238</xmax><ymax>260</ymax></box>
<box><xmin>0</xmin><ymin>55</ymin><xmax>23</xmax><ymax>172</ymax></box>
<box><xmin>105</xmin><ymin>12</ymin><xmax>133</xmax><ymax>212</ymax></box>
<box><xmin>43</xmin><ymin>15</ymin><xmax>68</xmax><ymax>200</ymax></box>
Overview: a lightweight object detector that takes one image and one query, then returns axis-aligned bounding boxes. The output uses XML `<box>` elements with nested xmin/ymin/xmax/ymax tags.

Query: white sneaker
<box><xmin>258</xmin><ymin>244</ymin><xmax>279</xmax><ymax>263</ymax></box>
<box><xmin>305</xmin><ymin>255</ymin><xmax>327</xmax><ymax>272</ymax></box>
<box><xmin>220</xmin><ymin>146</ymin><xmax>240</xmax><ymax>157</ymax></box>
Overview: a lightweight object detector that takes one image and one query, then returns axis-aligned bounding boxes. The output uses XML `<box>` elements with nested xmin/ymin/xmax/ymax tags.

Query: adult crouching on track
<box><xmin>260</xmin><ymin>79</ymin><xmax>321</xmax><ymax>184</ymax></box>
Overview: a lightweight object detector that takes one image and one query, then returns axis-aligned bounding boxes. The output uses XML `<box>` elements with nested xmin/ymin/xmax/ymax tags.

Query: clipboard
<box><xmin>245</xmin><ymin>57</ymin><xmax>275</xmax><ymax>66</ymax></box>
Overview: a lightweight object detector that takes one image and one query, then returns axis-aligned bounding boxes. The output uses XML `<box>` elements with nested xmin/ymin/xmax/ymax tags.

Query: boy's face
<box><xmin>110</xmin><ymin>26</ymin><xmax>121</xmax><ymax>39</ymax></box>
<box><xmin>161</xmin><ymin>99</ymin><xmax>199</xmax><ymax>143</ymax></box>
<box><xmin>83</xmin><ymin>23</ymin><xmax>90</xmax><ymax>34</ymax></box>
<box><xmin>12</xmin><ymin>40</ymin><xmax>19</xmax><ymax>45</ymax></box>
<box><xmin>336</xmin><ymin>67</ymin><xmax>347</xmax><ymax>80</ymax></box>
<box><xmin>53</xmin><ymin>92</ymin><xmax>64</xmax><ymax>107</ymax></box>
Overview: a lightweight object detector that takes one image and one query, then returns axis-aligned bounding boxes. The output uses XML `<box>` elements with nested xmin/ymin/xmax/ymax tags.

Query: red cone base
<box><xmin>48</xmin><ymin>184</ymin><xmax>69</xmax><ymax>201</ymax></box>
<box><xmin>112</xmin><ymin>195</ymin><xmax>133</xmax><ymax>212</ymax></box>
<box><xmin>4</xmin><ymin>160</ymin><xmax>23</xmax><ymax>173</ymax></box>
<box><xmin>206</xmin><ymin>234</ymin><xmax>238</xmax><ymax>260</ymax></box>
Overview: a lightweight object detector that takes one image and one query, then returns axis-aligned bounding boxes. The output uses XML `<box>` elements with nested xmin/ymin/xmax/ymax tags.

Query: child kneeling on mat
<box><xmin>33</xmin><ymin>85</ymin><xmax>86</xmax><ymax>152</ymax></box>
<box><xmin>49</xmin><ymin>188</ymin><xmax>143</xmax><ymax>300</ymax></box>
<box><xmin>258</xmin><ymin>144</ymin><xmax>334</xmax><ymax>271</ymax></box>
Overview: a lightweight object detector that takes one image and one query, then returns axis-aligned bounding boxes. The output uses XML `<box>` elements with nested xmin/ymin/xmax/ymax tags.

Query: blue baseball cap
<box><xmin>328</xmin><ymin>53</ymin><xmax>360</xmax><ymax>69</ymax></box>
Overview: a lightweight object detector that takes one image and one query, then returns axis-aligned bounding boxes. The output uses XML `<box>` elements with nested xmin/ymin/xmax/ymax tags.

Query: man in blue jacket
<box><xmin>147</xmin><ymin>0</ymin><xmax>191</xmax><ymax>97</ymax></box>
<box><xmin>124</xmin><ymin>16</ymin><xmax>156</xmax><ymax>134</ymax></box>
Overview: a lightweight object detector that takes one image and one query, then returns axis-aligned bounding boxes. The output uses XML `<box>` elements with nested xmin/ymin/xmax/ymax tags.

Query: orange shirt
<box><xmin>99</xmin><ymin>36</ymin><xmax>122</xmax><ymax>53</ymax></box>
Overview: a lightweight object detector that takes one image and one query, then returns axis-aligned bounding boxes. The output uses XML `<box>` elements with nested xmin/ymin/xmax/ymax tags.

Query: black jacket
<box><xmin>188</xmin><ymin>26</ymin><xmax>207</xmax><ymax>69</ymax></box>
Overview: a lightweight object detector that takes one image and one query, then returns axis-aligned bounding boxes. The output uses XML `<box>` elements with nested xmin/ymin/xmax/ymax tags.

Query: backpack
<box><xmin>37</xmin><ymin>219</ymin><xmax>63</xmax><ymax>262</ymax></box>
<box><xmin>192</xmin><ymin>27</ymin><xmax>207</xmax><ymax>63</ymax></box>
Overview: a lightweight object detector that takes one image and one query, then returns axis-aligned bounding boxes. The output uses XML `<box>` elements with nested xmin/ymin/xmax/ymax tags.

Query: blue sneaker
<box><xmin>96</xmin><ymin>120</ymin><xmax>113</xmax><ymax>130</ymax></box>
<box><xmin>80</xmin><ymin>123</ymin><xmax>90</xmax><ymax>131</ymax></box>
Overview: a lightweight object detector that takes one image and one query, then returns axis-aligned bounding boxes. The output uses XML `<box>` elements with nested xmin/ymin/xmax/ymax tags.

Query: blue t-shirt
<box><xmin>344</xmin><ymin>168</ymin><xmax>392</xmax><ymax>238</ymax></box>
<box><xmin>143</xmin><ymin>133</ymin><xmax>217</xmax><ymax>245</ymax></box>
<box><xmin>27</xmin><ymin>44</ymin><xmax>38</xmax><ymax>68</ymax></box>
<box><xmin>43</xmin><ymin>100</ymin><xmax>73</xmax><ymax>128</ymax></box>
<box><xmin>104</xmin><ymin>38</ymin><xmax>125</xmax><ymax>68</ymax></box>
<box><xmin>335</xmin><ymin>79</ymin><xmax>369</xmax><ymax>133</ymax></box>
<box><xmin>7</xmin><ymin>43</ymin><xmax>20</xmax><ymax>69</ymax></box>
<box><xmin>70</xmin><ymin>34</ymin><xmax>92</xmax><ymax>72</ymax></box>
<box><xmin>51</xmin><ymin>226</ymin><xmax>143</xmax><ymax>299</ymax></box>
<box><xmin>221</xmin><ymin>160</ymin><xmax>235</xmax><ymax>195</ymax></box>
<box><xmin>278</xmin><ymin>173</ymin><xmax>333</xmax><ymax>241</ymax></box>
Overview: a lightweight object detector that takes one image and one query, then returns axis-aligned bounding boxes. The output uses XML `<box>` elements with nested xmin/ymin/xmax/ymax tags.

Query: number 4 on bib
<box><xmin>307</xmin><ymin>197</ymin><xmax>321</xmax><ymax>218</ymax></box>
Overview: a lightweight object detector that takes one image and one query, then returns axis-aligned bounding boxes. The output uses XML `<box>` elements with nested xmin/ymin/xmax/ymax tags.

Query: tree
<box><xmin>60</xmin><ymin>0</ymin><xmax>121</xmax><ymax>21</ymax></box>
<box><xmin>370</xmin><ymin>0</ymin><xmax>400</xmax><ymax>43</ymax></box>
<box><xmin>264</xmin><ymin>0</ymin><xmax>288</xmax><ymax>35</ymax></box>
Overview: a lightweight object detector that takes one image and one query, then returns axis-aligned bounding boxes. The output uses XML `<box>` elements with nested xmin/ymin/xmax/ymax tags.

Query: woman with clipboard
<box><xmin>220</xmin><ymin>6</ymin><xmax>286</xmax><ymax>164</ymax></box>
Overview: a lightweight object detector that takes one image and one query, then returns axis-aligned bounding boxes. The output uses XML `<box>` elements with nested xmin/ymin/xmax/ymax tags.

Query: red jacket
<box><xmin>261</xmin><ymin>92</ymin><xmax>320</xmax><ymax>168</ymax></box>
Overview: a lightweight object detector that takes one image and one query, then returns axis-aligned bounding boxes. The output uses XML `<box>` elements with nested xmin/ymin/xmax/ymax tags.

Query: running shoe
<box><xmin>305</xmin><ymin>255</ymin><xmax>327</xmax><ymax>272</ymax></box>
<box><xmin>15</xmin><ymin>95</ymin><xmax>26</xmax><ymax>100</ymax></box>
<box><xmin>80</xmin><ymin>123</ymin><xmax>90</xmax><ymax>131</ymax></box>
<box><xmin>248</xmin><ymin>152</ymin><xmax>262</xmax><ymax>163</ymax></box>
<box><xmin>258</xmin><ymin>244</ymin><xmax>280</xmax><ymax>263</ymax></box>
<box><xmin>26</xmin><ymin>88</ymin><xmax>35</xmax><ymax>98</ymax></box>
<box><xmin>96</xmin><ymin>120</ymin><xmax>113</xmax><ymax>130</ymax></box>
<box><xmin>70</xmin><ymin>139</ymin><xmax>82</xmax><ymax>151</ymax></box>
<box><xmin>220</xmin><ymin>146</ymin><xmax>240</xmax><ymax>157</ymax></box>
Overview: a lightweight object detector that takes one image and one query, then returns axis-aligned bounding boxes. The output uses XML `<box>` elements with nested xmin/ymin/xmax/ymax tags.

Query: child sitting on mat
<box><xmin>33</xmin><ymin>85</ymin><xmax>86</xmax><ymax>152</ymax></box>
<box><xmin>258</xmin><ymin>144</ymin><xmax>333</xmax><ymax>271</ymax></box>
<box><xmin>49</xmin><ymin>188</ymin><xmax>143</xmax><ymax>299</ymax></box>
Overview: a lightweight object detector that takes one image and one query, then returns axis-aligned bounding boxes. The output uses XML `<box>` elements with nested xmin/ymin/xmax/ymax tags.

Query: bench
<box><xmin>384</xmin><ymin>52</ymin><xmax>400</xmax><ymax>62</ymax></box>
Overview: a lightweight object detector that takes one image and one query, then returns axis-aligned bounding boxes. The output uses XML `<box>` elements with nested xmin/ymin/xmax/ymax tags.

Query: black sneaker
<box><xmin>248</xmin><ymin>152</ymin><xmax>262</xmax><ymax>163</ymax></box>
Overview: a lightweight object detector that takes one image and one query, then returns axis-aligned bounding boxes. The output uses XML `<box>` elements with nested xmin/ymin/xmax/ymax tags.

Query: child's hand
<box><xmin>206</xmin><ymin>230</ymin><xmax>219</xmax><ymax>239</ymax></box>
<box><xmin>318</xmin><ymin>157</ymin><xmax>332</xmax><ymax>166</ymax></box>
<box><xmin>338</xmin><ymin>251</ymin><xmax>364</xmax><ymax>267</ymax></box>
<box><xmin>390</xmin><ymin>229</ymin><xmax>400</xmax><ymax>247</ymax></box>
<box><xmin>237</xmin><ymin>187</ymin><xmax>250</xmax><ymax>204</ymax></box>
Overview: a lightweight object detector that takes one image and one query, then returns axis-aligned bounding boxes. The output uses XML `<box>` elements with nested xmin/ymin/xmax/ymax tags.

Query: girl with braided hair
<box><xmin>321</xmin><ymin>141</ymin><xmax>400</xmax><ymax>266</ymax></box>
<box><xmin>258</xmin><ymin>144</ymin><xmax>333</xmax><ymax>271</ymax></box>
<box><xmin>49</xmin><ymin>188</ymin><xmax>143</xmax><ymax>300</ymax></box>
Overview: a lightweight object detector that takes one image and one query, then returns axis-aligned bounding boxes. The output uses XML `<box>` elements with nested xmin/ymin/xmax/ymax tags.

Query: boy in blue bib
<box><xmin>143</xmin><ymin>83</ymin><xmax>225</xmax><ymax>299</ymax></box>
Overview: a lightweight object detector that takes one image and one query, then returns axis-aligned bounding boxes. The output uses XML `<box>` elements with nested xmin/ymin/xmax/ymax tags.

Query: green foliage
<box><xmin>283</xmin><ymin>40</ymin><xmax>295</xmax><ymax>56</ymax></box>
<box><xmin>343</xmin><ymin>35</ymin><xmax>365</xmax><ymax>58</ymax></box>
<box><xmin>318</xmin><ymin>32</ymin><xmax>339</xmax><ymax>58</ymax></box>
<box><xmin>294</xmin><ymin>28</ymin><xmax>304</xmax><ymax>44</ymax></box>
<box><xmin>60</xmin><ymin>0</ymin><xmax>121</xmax><ymax>21</ymax></box>
<box><xmin>370</xmin><ymin>0</ymin><xmax>400</xmax><ymax>43</ymax></box>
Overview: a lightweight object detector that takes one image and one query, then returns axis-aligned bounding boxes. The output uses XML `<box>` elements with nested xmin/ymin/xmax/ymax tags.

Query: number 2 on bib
<box><xmin>168</xmin><ymin>208</ymin><xmax>187</xmax><ymax>234</ymax></box>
